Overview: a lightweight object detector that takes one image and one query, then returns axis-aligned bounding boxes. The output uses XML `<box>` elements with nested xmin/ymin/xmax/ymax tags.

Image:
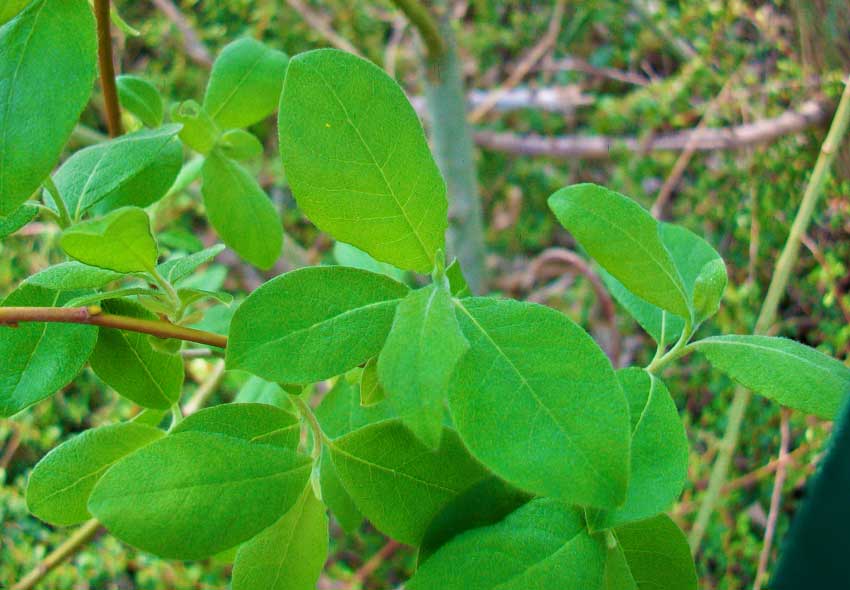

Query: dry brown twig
<box><xmin>151</xmin><ymin>0</ymin><xmax>213</xmax><ymax>68</ymax></box>
<box><xmin>285</xmin><ymin>0</ymin><xmax>363</xmax><ymax>57</ymax></box>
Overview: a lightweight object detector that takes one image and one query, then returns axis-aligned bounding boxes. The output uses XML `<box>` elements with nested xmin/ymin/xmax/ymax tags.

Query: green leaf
<box><xmin>218</xmin><ymin>129</ymin><xmax>264</xmax><ymax>161</ymax></box>
<box><xmin>449</xmin><ymin>297</ymin><xmax>630</xmax><ymax>508</ymax></box>
<box><xmin>279</xmin><ymin>49</ymin><xmax>447</xmax><ymax>273</ymax></box>
<box><xmin>319</xmin><ymin>448</ymin><xmax>362</xmax><ymax>532</ymax></box>
<box><xmin>204</xmin><ymin>38</ymin><xmax>289</xmax><ymax>130</ymax></box>
<box><xmin>234</xmin><ymin>376</ymin><xmax>295</xmax><ymax>411</ymax></box>
<box><xmin>359</xmin><ymin>357</ymin><xmax>386</xmax><ymax>406</ymax></box>
<box><xmin>26</xmin><ymin>423</ymin><xmax>164</xmax><ymax>526</ymax></box>
<box><xmin>592</xmin><ymin>369</ymin><xmax>688</xmax><ymax>529</ymax></box>
<box><xmin>0</xmin><ymin>202</ymin><xmax>37</xmax><ymax>238</ymax></box>
<box><xmin>201</xmin><ymin>151</ymin><xmax>282</xmax><ymax>270</ymax></box>
<box><xmin>658</xmin><ymin>223</ymin><xmax>726</xmax><ymax>322</ymax></box>
<box><xmin>548</xmin><ymin>184</ymin><xmax>689</xmax><ymax>318</ymax></box>
<box><xmin>171</xmin><ymin>100</ymin><xmax>219</xmax><ymax>154</ymax></box>
<box><xmin>693</xmin><ymin>335</ymin><xmax>850</xmax><ymax>418</ymax></box>
<box><xmin>333</xmin><ymin>241</ymin><xmax>406</xmax><ymax>282</ymax></box>
<box><xmin>600</xmin><ymin>269</ymin><xmax>684</xmax><ymax>345</ymax></box>
<box><xmin>116</xmin><ymin>75</ymin><xmax>163</xmax><ymax>127</ymax></box>
<box><xmin>156</xmin><ymin>244</ymin><xmax>225</xmax><ymax>284</ymax></box>
<box><xmin>26</xmin><ymin>262</ymin><xmax>124</xmax><ymax>290</ymax></box>
<box><xmin>88</xmin><ymin>299</ymin><xmax>184</xmax><ymax>409</ymax></box>
<box><xmin>0</xmin><ymin>0</ymin><xmax>29</xmax><ymax>25</ymax></box>
<box><xmin>0</xmin><ymin>284</ymin><xmax>98</xmax><ymax>417</ymax></box>
<box><xmin>418</xmin><ymin>475</ymin><xmax>532</xmax><ymax>565</ymax></box>
<box><xmin>63</xmin><ymin>287</ymin><xmax>162</xmax><ymax>309</ymax></box>
<box><xmin>54</xmin><ymin>125</ymin><xmax>183</xmax><ymax>219</ymax></box>
<box><xmin>61</xmin><ymin>207</ymin><xmax>158</xmax><ymax>273</ymax></box>
<box><xmin>378</xmin><ymin>284</ymin><xmax>468</xmax><ymax>448</ymax></box>
<box><xmin>315</xmin><ymin>377</ymin><xmax>396</xmax><ymax>440</ymax></box>
<box><xmin>446</xmin><ymin>259</ymin><xmax>471</xmax><ymax>297</ymax></box>
<box><xmin>172</xmin><ymin>403</ymin><xmax>300</xmax><ymax>449</ymax></box>
<box><xmin>409</xmin><ymin>499</ymin><xmax>607</xmax><ymax>590</ymax></box>
<box><xmin>88</xmin><ymin>431</ymin><xmax>311</xmax><ymax>559</ymax></box>
<box><xmin>227</xmin><ymin>266</ymin><xmax>409</xmax><ymax>383</ymax></box>
<box><xmin>232</xmin><ymin>487</ymin><xmax>328</xmax><ymax>590</ymax></box>
<box><xmin>0</xmin><ymin>0</ymin><xmax>96</xmax><ymax>216</ymax></box>
<box><xmin>603</xmin><ymin>515</ymin><xmax>697</xmax><ymax>590</ymax></box>
<box><xmin>329</xmin><ymin>420</ymin><xmax>488</xmax><ymax>544</ymax></box>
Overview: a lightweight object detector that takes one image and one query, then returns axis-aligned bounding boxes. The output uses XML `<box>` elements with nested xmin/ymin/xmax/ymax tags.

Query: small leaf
<box><xmin>116</xmin><ymin>75</ymin><xmax>163</xmax><ymax>127</ymax></box>
<box><xmin>548</xmin><ymin>184</ymin><xmax>689</xmax><ymax>318</ymax></box>
<box><xmin>218</xmin><ymin>129</ymin><xmax>264</xmax><ymax>161</ymax></box>
<box><xmin>600</xmin><ymin>269</ymin><xmax>684</xmax><ymax>345</ymax></box>
<box><xmin>315</xmin><ymin>377</ymin><xmax>396</xmax><ymax>440</ymax></box>
<box><xmin>603</xmin><ymin>515</ymin><xmax>697</xmax><ymax>590</ymax></box>
<box><xmin>204</xmin><ymin>38</ymin><xmax>289</xmax><ymax>130</ymax></box>
<box><xmin>409</xmin><ymin>499</ymin><xmax>607</xmax><ymax>590</ymax></box>
<box><xmin>171</xmin><ymin>100</ymin><xmax>219</xmax><ymax>154</ymax></box>
<box><xmin>26</xmin><ymin>262</ymin><xmax>125</xmax><ymax>290</ymax></box>
<box><xmin>62</xmin><ymin>287</ymin><xmax>162</xmax><ymax>309</ymax></box>
<box><xmin>329</xmin><ymin>420</ymin><xmax>488</xmax><ymax>545</ymax></box>
<box><xmin>360</xmin><ymin>358</ymin><xmax>386</xmax><ymax>406</ymax></box>
<box><xmin>591</xmin><ymin>369</ymin><xmax>688</xmax><ymax>529</ymax></box>
<box><xmin>449</xmin><ymin>297</ymin><xmax>630</xmax><ymax>508</ymax></box>
<box><xmin>156</xmin><ymin>244</ymin><xmax>225</xmax><ymax>284</ymax></box>
<box><xmin>54</xmin><ymin>125</ymin><xmax>183</xmax><ymax>219</ymax></box>
<box><xmin>0</xmin><ymin>202</ymin><xmax>38</xmax><ymax>239</ymax></box>
<box><xmin>88</xmin><ymin>300</ymin><xmax>184</xmax><ymax>409</ymax></box>
<box><xmin>232</xmin><ymin>487</ymin><xmax>328</xmax><ymax>590</ymax></box>
<box><xmin>279</xmin><ymin>49</ymin><xmax>447</xmax><ymax>272</ymax></box>
<box><xmin>333</xmin><ymin>241</ymin><xmax>406</xmax><ymax>282</ymax></box>
<box><xmin>61</xmin><ymin>207</ymin><xmax>158</xmax><ymax>273</ymax></box>
<box><xmin>319</xmin><ymin>449</ymin><xmax>362</xmax><ymax>533</ymax></box>
<box><xmin>693</xmin><ymin>335</ymin><xmax>850</xmax><ymax>418</ymax></box>
<box><xmin>234</xmin><ymin>376</ymin><xmax>295</xmax><ymax>410</ymax></box>
<box><xmin>88</xmin><ymin>431</ymin><xmax>311</xmax><ymax>559</ymax></box>
<box><xmin>172</xmin><ymin>403</ymin><xmax>300</xmax><ymax>449</ymax></box>
<box><xmin>0</xmin><ymin>283</ymin><xmax>98</xmax><ymax>417</ymax></box>
<box><xmin>692</xmin><ymin>258</ymin><xmax>727</xmax><ymax>321</ymax></box>
<box><xmin>378</xmin><ymin>284</ymin><xmax>468</xmax><ymax>448</ymax></box>
<box><xmin>27</xmin><ymin>423</ymin><xmax>164</xmax><ymax>526</ymax></box>
<box><xmin>227</xmin><ymin>266</ymin><xmax>409</xmax><ymax>383</ymax></box>
<box><xmin>0</xmin><ymin>0</ymin><xmax>96</xmax><ymax>216</ymax></box>
<box><xmin>446</xmin><ymin>258</ymin><xmax>471</xmax><ymax>297</ymax></box>
<box><xmin>201</xmin><ymin>151</ymin><xmax>282</xmax><ymax>270</ymax></box>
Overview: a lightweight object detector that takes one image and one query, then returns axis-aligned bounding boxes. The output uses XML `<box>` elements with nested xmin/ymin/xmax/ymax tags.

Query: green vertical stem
<box><xmin>689</xmin><ymin>76</ymin><xmax>850</xmax><ymax>552</ymax></box>
<box><xmin>423</xmin><ymin>15</ymin><xmax>487</xmax><ymax>293</ymax></box>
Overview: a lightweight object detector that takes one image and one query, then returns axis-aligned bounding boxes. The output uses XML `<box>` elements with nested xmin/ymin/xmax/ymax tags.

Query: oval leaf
<box><xmin>116</xmin><ymin>75</ymin><xmax>163</xmax><ymax>128</ymax></box>
<box><xmin>26</xmin><ymin>262</ymin><xmax>124</xmax><ymax>290</ymax></box>
<box><xmin>279</xmin><ymin>49</ymin><xmax>447</xmax><ymax>272</ymax></box>
<box><xmin>449</xmin><ymin>297</ymin><xmax>630</xmax><ymax>508</ymax></box>
<box><xmin>0</xmin><ymin>202</ymin><xmax>38</xmax><ymax>239</ymax></box>
<box><xmin>88</xmin><ymin>431</ymin><xmax>311</xmax><ymax>559</ymax></box>
<box><xmin>0</xmin><ymin>0</ymin><xmax>96</xmax><ymax>215</ymax></box>
<box><xmin>227</xmin><ymin>266</ymin><xmax>409</xmax><ymax>383</ymax></box>
<box><xmin>172</xmin><ymin>402</ymin><xmax>300</xmax><ymax>449</ymax></box>
<box><xmin>60</xmin><ymin>207</ymin><xmax>158</xmax><ymax>273</ymax></box>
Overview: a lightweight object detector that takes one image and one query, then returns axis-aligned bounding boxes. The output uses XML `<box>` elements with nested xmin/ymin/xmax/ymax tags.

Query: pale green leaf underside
<box><xmin>60</xmin><ymin>207</ymin><xmax>158</xmax><ymax>273</ymax></box>
<box><xmin>0</xmin><ymin>202</ymin><xmax>38</xmax><ymax>239</ymax></box>
<box><xmin>279</xmin><ymin>48</ymin><xmax>447</xmax><ymax>273</ymax></box>
<box><xmin>116</xmin><ymin>75</ymin><xmax>163</xmax><ymax>128</ymax></box>
<box><xmin>26</xmin><ymin>262</ymin><xmax>125</xmax><ymax>290</ymax></box>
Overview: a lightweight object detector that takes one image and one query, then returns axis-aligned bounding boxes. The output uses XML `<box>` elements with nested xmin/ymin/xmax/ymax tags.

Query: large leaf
<box><xmin>0</xmin><ymin>202</ymin><xmax>37</xmax><ymax>239</ymax></box>
<box><xmin>548</xmin><ymin>184</ymin><xmax>689</xmax><ymax>318</ymax></box>
<box><xmin>203</xmin><ymin>38</ymin><xmax>289</xmax><ymax>130</ymax></box>
<box><xmin>329</xmin><ymin>420</ymin><xmax>488</xmax><ymax>545</ymax></box>
<box><xmin>449</xmin><ymin>297</ymin><xmax>630</xmax><ymax>508</ymax></box>
<box><xmin>27</xmin><ymin>423</ymin><xmax>164</xmax><ymax>526</ymax></box>
<box><xmin>60</xmin><ymin>207</ymin><xmax>158</xmax><ymax>273</ymax></box>
<box><xmin>232</xmin><ymin>487</ymin><xmax>328</xmax><ymax>590</ymax></box>
<box><xmin>0</xmin><ymin>0</ymin><xmax>96</xmax><ymax>215</ymax></box>
<box><xmin>26</xmin><ymin>262</ymin><xmax>124</xmax><ymax>290</ymax></box>
<box><xmin>279</xmin><ymin>49</ymin><xmax>447</xmax><ymax>273</ymax></box>
<box><xmin>88</xmin><ymin>300</ymin><xmax>184</xmax><ymax>409</ymax></box>
<box><xmin>201</xmin><ymin>151</ymin><xmax>282</xmax><ymax>270</ymax></box>
<box><xmin>227</xmin><ymin>266</ymin><xmax>409</xmax><ymax>383</ymax></box>
<box><xmin>603</xmin><ymin>515</ymin><xmax>697</xmax><ymax>590</ymax></box>
<box><xmin>592</xmin><ymin>369</ymin><xmax>688</xmax><ymax>529</ymax></box>
<box><xmin>693</xmin><ymin>335</ymin><xmax>850</xmax><ymax>418</ymax></box>
<box><xmin>0</xmin><ymin>284</ymin><xmax>97</xmax><ymax>417</ymax></box>
<box><xmin>116</xmin><ymin>75</ymin><xmax>163</xmax><ymax>128</ymax></box>
<box><xmin>88</xmin><ymin>431</ymin><xmax>311</xmax><ymax>559</ymax></box>
<box><xmin>172</xmin><ymin>403</ymin><xmax>300</xmax><ymax>449</ymax></box>
<box><xmin>408</xmin><ymin>498</ymin><xmax>607</xmax><ymax>590</ymax></box>
<box><xmin>378</xmin><ymin>284</ymin><xmax>468</xmax><ymax>448</ymax></box>
<box><xmin>54</xmin><ymin>125</ymin><xmax>183</xmax><ymax>219</ymax></box>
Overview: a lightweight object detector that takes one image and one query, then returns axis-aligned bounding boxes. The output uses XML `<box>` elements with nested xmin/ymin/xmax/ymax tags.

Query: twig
<box><xmin>753</xmin><ymin>409</ymin><xmax>791</xmax><ymax>590</ymax></box>
<box><xmin>723</xmin><ymin>441</ymin><xmax>811</xmax><ymax>493</ymax></box>
<box><xmin>468</xmin><ymin>0</ymin><xmax>567</xmax><ymax>123</ymax></box>
<box><xmin>285</xmin><ymin>0</ymin><xmax>362</xmax><ymax>57</ymax></box>
<box><xmin>151</xmin><ymin>0</ymin><xmax>213</xmax><ymax>68</ymax></box>
<box><xmin>801</xmin><ymin>233</ymin><xmax>850</xmax><ymax>324</ymax></box>
<box><xmin>474</xmin><ymin>99</ymin><xmax>831</xmax><ymax>159</ymax></box>
<box><xmin>410</xmin><ymin>85</ymin><xmax>593</xmax><ymax>115</ymax></box>
<box><xmin>94</xmin><ymin>0</ymin><xmax>123</xmax><ymax>137</ymax></box>
<box><xmin>181</xmin><ymin>359</ymin><xmax>226</xmax><ymax>415</ymax></box>
<box><xmin>630</xmin><ymin>0</ymin><xmax>697</xmax><ymax>62</ymax></box>
<box><xmin>0</xmin><ymin>306</ymin><xmax>227</xmax><ymax>349</ymax></box>
<box><xmin>388</xmin><ymin>0</ymin><xmax>444</xmax><ymax>63</ymax></box>
<box><xmin>346</xmin><ymin>540</ymin><xmax>401</xmax><ymax>589</ymax></box>
<box><xmin>12</xmin><ymin>519</ymin><xmax>103</xmax><ymax>590</ymax></box>
<box><xmin>538</xmin><ymin>56</ymin><xmax>650</xmax><ymax>86</ymax></box>
<box><xmin>0</xmin><ymin>422</ymin><xmax>22</xmax><ymax>470</ymax></box>
<box><xmin>688</xmin><ymin>75</ymin><xmax>850</xmax><ymax>552</ymax></box>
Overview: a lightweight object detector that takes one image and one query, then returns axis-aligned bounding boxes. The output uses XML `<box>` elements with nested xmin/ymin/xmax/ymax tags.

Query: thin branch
<box><xmin>474</xmin><ymin>99</ymin><xmax>832</xmax><ymax>159</ymax></box>
<box><xmin>538</xmin><ymin>56</ymin><xmax>650</xmax><ymax>86</ymax></box>
<box><xmin>12</xmin><ymin>519</ymin><xmax>103</xmax><ymax>590</ymax></box>
<box><xmin>151</xmin><ymin>0</ymin><xmax>213</xmax><ymax>68</ymax></box>
<box><xmin>94</xmin><ymin>0</ymin><xmax>123</xmax><ymax>137</ymax></box>
<box><xmin>410</xmin><ymin>85</ymin><xmax>594</xmax><ymax>116</ymax></box>
<box><xmin>0</xmin><ymin>422</ymin><xmax>22</xmax><ymax>471</ymax></box>
<box><xmin>0</xmin><ymin>306</ymin><xmax>227</xmax><ymax>349</ymax></box>
<box><xmin>689</xmin><ymin>75</ymin><xmax>850</xmax><ymax>552</ymax></box>
<box><xmin>284</xmin><ymin>0</ymin><xmax>363</xmax><ymax>57</ymax></box>
<box><xmin>346</xmin><ymin>540</ymin><xmax>402</xmax><ymax>589</ymax></box>
<box><xmin>753</xmin><ymin>409</ymin><xmax>791</xmax><ymax>590</ymax></box>
<box><xmin>181</xmin><ymin>359</ymin><xmax>226</xmax><ymax>415</ymax></box>
<box><xmin>388</xmin><ymin>0</ymin><xmax>445</xmax><ymax>63</ymax></box>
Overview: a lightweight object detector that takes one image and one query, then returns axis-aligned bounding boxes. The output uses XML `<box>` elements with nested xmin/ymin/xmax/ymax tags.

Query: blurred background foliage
<box><xmin>1</xmin><ymin>0</ymin><xmax>849</xmax><ymax>588</ymax></box>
